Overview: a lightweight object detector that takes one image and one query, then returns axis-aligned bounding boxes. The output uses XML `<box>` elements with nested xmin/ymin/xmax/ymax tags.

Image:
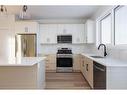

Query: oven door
<box><xmin>57</xmin><ymin>57</ymin><xmax>73</xmax><ymax>67</ymax></box>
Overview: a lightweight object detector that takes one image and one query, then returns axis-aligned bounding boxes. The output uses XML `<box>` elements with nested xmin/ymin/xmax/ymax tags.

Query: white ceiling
<box><xmin>5</xmin><ymin>6</ymin><xmax>105</xmax><ymax>19</ymax></box>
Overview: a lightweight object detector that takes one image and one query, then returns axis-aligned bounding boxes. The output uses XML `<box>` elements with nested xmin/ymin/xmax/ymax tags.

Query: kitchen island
<box><xmin>0</xmin><ymin>57</ymin><xmax>46</xmax><ymax>89</ymax></box>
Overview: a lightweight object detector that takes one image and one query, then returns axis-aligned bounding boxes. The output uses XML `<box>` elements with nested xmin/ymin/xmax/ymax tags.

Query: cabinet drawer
<box><xmin>46</xmin><ymin>63</ymin><xmax>56</xmax><ymax>70</ymax></box>
<box><xmin>45</xmin><ymin>54</ymin><xmax>56</xmax><ymax>64</ymax></box>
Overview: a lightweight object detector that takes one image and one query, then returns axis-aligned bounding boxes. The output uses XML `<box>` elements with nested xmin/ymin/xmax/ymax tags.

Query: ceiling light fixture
<box><xmin>0</xmin><ymin>5</ymin><xmax>7</xmax><ymax>16</ymax></box>
<box><xmin>19</xmin><ymin>5</ymin><xmax>31</xmax><ymax>20</ymax></box>
<box><xmin>23</xmin><ymin>5</ymin><xmax>27</xmax><ymax>12</ymax></box>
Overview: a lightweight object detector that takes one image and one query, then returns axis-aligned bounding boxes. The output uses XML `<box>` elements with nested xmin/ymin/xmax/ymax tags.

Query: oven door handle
<box><xmin>57</xmin><ymin>55</ymin><xmax>72</xmax><ymax>58</ymax></box>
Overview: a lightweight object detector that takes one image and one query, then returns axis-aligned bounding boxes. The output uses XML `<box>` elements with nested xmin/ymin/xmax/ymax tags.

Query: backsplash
<box><xmin>38</xmin><ymin>42</ymin><xmax>127</xmax><ymax>61</ymax></box>
<box><xmin>39</xmin><ymin>44</ymin><xmax>94</xmax><ymax>55</ymax></box>
<box><xmin>107</xmin><ymin>45</ymin><xmax>127</xmax><ymax>61</ymax></box>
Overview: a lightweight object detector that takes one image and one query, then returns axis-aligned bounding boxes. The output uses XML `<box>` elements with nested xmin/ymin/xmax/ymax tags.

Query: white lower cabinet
<box><xmin>80</xmin><ymin>55</ymin><xmax>93</xmax><ymax>88</ymax></box>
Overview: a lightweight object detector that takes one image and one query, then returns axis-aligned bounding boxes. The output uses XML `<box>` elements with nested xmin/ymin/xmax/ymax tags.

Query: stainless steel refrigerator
<box><xmin>15</xmin><ymin>34</ymin><xmax>36</xmax><ymax>57</ymax></box>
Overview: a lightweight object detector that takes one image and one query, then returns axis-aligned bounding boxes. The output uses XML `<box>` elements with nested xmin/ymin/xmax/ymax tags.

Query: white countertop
<box><xmin>81</xmin><ymin>53</ymin><xmax>127</xmax><ymax>67</ymax></box>
<box><xmin>0</xmin><ymin>57</ymin><xmax>46</xmax><ymax>66</ymax></box>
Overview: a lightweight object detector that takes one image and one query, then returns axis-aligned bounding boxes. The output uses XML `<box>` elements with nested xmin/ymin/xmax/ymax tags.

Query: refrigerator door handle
<box><xmin>15</xmin><ymin>36</ymin><xmax>17</xmax><ymax>57</ymax></box>
<box><xmin>25</xmin><ymin>39</ymin><xmax>27</xmax><ymax>56</ymax></box>
<box><xmin>23</xmin><ymin>39</ymin><xmax>27</xmax><ymax>56</ymax></box>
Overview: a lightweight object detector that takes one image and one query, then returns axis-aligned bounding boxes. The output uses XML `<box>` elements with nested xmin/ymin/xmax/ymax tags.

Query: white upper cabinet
<box><xmin>39</xmin><ymin>24</ymin><xmax>58</xmax><ymax>44</ymax></box>
<box><xmin>57</xmin><ymin>24</ymin><xmax>74</xmax><ymax>35</ymax></box>
<box><xmin>39</xmin><ymin>23</ymin><xmax>91</xmax><ymax>44</ymax></box>
<box><xmin>15</xmin><ymin>21</ymin><xmax>38</xmax><ymax>34</ymax></box>
<box><xmin>72</xmin><ymin>24</ymin><xmax>85</xmax><ymax>43</ymax></box>
<box><xmin>85</xmin><ymin>20</ymin><xmax>94</xmax><ymax>43</ymax></box>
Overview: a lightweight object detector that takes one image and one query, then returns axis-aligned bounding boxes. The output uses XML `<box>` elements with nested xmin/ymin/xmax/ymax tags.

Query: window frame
<box><xmin>100</xmin><ymin>13</ymin><xmax>112</xmax><ymax>44</ymax></box>
<box><xmin>114</xmin><ymin>5</ymin><xmax>126</xmax><ymax>45</ymax></box>
<box><xmin>96</xmin><ymin>9</ymin><xmax>113</xmax><ymax>46</ymax></box>
<box><xmin>96</xmin><ymin>5</ymin><xmax>125</xmax><ymax>46</ymax></box>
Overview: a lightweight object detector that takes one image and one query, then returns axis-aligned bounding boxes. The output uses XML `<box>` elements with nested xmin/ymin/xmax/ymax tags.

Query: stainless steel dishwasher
<box><xmin>93</xmin><ymin>61</ymin><xmax>106</xmax><ymax>89</ymax></box>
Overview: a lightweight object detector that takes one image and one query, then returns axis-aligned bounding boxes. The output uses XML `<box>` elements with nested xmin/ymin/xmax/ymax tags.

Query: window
<box><xmin>115</xmin><ymin>6</ymin><xmax>127</xmax><ymax>45</ymax></box>
<box><xmin>100</xmin><ymin>13</ymin><xmax>112</xmax><ymax>44</ymax></box>
<box><xmin>97</xmin><ymin>5</ymin><xmax>127</xmax><ymax>45</ymax></box>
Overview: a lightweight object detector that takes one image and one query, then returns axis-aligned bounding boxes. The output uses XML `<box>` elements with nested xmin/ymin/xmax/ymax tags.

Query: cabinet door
<box><xmin>15</xmin><ymin>21</ymin><xmax>38</xmax><ymax>33</ymax></box>
<box><xmin>80</xmin><ymin>56</ymin><xmax>86</xmax><ymax>76</ymax></box>
<box><xmin>73</xmin><ymin>54</ymin><xmax>81</xmax><ymax>72</ymax></box>
<box><xmin>28</xmin><ymin>22</ymin><xmax>38</xmax><ymax>33</ymax></box>
<box><xmin>86</xmin><ymin>58</ymin><xmax>93</xmax><ymax>88</ymax></box>
<box><xmin>45</xmin><ymin>54</ymin><xmax>56</xmax><ymax>72</ymax></box>
<box><xmin>40</xmin><ymin>24</ymin><xmax>57</xmax><ymax>43</ymax></box>
<box><xmin>81</xmin><ymin>56</ymin><xmax>94</xmax><ymax>88</ymax></box>
<box><xmin>85</xmin><ymin>20</ymin><xmax>94</xmax><ymax>43</ymax></box>
<box><xmin>80</xmin><ymin>57</ymin><xmax>84</xmax><ymax>73</ymax></box>
<box><xmin>45</xmin><ymin>54</ymin><xmax>56</xmax><ymax>64</ymax></box>
<box><xmin>15</xmin><ymin>22</ymin><xmax>26</xmax><ymax>33</ymax></box>
<box><xmin>57</xmin><ymin>24</ymin><xmax>64</xmax><ymax>34</ymax></box>
<box><xmin>72</xmin><ymin>24</ymin><xmax>85</xmax><ymax>43</ymax></box>
<box><xmin>83</xmin><ymin>57</ymin><xmax>88</xmax><ymax>78</ymax></box>
<box><xmin>57</xmin><ymin>24</ymin><xmax>74</xmax><ymax>34</ymax></box>
<box><xmin>64</xmin><ymin>24</ymin><xmax>74</xmax><ymax>34</ymax></box>
<box><xmin>46</xmin><ymin>63</ymin><xmax>56</xmax><ymax>71</ymax></box>
<box><xmin>39</xmin><ymin>24</ymin><xmax>49</xmax><ymax>43</ymax></box>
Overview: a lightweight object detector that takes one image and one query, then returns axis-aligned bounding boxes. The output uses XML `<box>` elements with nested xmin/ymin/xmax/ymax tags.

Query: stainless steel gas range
<box><xmin>56</xmin><ymin>48</ymin><xmax>73</xmax><ymax>72</ymax></box>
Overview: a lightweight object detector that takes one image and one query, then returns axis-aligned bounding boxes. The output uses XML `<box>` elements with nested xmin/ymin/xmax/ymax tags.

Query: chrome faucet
<box><xmin>98</xmin><ymin>44</ymin><xmax>107</xmax><ymax>57</ymax></box>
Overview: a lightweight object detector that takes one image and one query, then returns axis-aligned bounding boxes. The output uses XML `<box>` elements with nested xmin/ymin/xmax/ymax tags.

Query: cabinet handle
<box><xmin>82</xmin><ymin>63</ymin><xmax>84</xmax><ymax>67</ymax></box>
<box><xmin>15</xmin><ymin>36</ymin><xmax>17</xmax><ymax>57</ymax></box>
<box><xmin>82</xmin><ymin>60</ymin><xmax>84</xmax><ymax>66</ymax></box>
<box><xmin>86</xmin><ymin>64</ymin><xmax>88</xmax><ymax>71</ymax></box>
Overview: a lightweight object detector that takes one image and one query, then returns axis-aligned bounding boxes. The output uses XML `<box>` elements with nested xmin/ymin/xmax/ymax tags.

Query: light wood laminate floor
<box><xmin>45</xmin><ymin>72</ymin><xmax>91</xmax><ymax>89</ymax></box>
